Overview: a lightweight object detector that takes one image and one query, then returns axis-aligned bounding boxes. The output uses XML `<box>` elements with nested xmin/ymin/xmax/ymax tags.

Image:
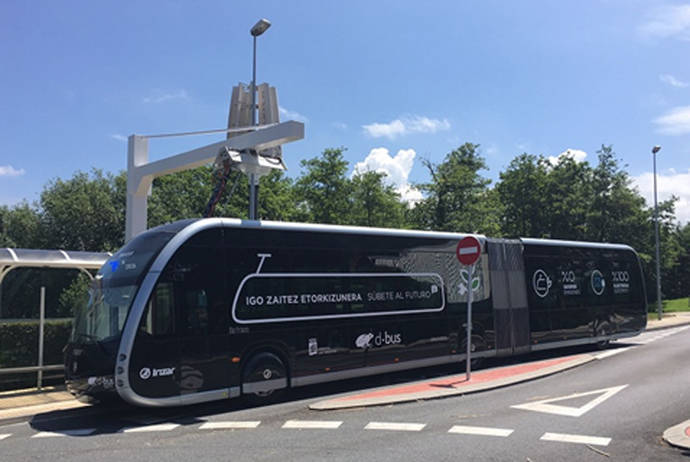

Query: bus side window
<box><xmin>142</xmin><ymin>282</ymin><xmax>175</xmax><ymax>336</ymax></box>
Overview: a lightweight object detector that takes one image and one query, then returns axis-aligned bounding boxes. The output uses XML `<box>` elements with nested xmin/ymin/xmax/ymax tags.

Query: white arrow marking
<box><xmin>0</xmin><ymin>434</ymin><xmax>11</xmax><ymax>441</ymax></box>
<box><xmin>511</xmin><ymin>384</ymin><xmax>628</xmax><ymax>417</ymax></box>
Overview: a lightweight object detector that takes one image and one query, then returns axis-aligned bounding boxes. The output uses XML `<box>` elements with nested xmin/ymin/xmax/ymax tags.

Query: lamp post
<box><xmin>248</xmin><ymin>18</ymin><xmax>271</xmax><ymax>220</ymax></box>
<box><xmin>652</xmin><ymin>145</ymin><xmax>662</xmax><ymax>321</ymax></box>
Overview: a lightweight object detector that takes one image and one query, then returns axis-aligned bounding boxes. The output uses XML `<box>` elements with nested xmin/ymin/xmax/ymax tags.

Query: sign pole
<box><xmin>466</xmin><ymin>263</ymin><xmax>473</xmax><ymax>381</ymax></box>
<box><xmin>456</xmin><ymin>235</ymin><xmax>481</xmax><ymax>383</ymax></box>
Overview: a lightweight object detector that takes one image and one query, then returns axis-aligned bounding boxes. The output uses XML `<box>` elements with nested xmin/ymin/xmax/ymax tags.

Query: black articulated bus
<box><xmin>64</xmin><ymin>219</ymin><xmax>647</xmax><ymax>407</ymax></box>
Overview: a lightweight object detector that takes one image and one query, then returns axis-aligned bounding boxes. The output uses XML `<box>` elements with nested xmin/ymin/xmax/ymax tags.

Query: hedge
<box><xmin>0</xmin><ymin>319</ymin><xmax>72</xmax><ymax>368</ymax></box>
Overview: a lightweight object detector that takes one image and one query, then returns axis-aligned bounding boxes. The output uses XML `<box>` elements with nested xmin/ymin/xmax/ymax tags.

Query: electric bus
<box><xmin>64</xmin><ymin>218</ymin><xmax>647</xmax><ymax>407</ymax></box>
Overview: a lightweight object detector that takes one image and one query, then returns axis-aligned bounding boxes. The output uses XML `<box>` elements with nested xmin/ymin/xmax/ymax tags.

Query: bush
<box><xmin>0</xmin><ymin>319</ymin><xmax>72</xmax><ymax>368</ymax></box>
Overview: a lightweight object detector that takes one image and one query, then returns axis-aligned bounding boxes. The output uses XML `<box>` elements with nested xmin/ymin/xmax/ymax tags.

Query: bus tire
<box><xmin>459</xmin><ymin>334</ymin><xmax>486</xmax><ymax>369</ymax></box>
<box><xmin>594</xmin><ymin>320</ymin><xmax>611</xmax><ymax>349</ymax></box>
<box><xmin>241</xmin><ymin>352</ymin><xmax>288</xmax><ymax>405</ymax></box>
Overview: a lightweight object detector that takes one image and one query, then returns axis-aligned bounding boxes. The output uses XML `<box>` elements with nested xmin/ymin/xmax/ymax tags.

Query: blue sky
<box><xmin>1</xmin><ymin>1</ymin><xmax>689</xmax><ymax>223</ymax></box>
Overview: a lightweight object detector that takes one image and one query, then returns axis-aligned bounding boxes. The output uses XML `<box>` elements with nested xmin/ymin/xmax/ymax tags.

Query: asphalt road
<box><xmin>2</xmin><ymin>326</ymin><xmax>689</xmax><ymax>461</ymax></box>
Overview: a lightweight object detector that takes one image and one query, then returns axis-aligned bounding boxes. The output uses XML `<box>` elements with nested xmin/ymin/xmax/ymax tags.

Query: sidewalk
<box><xmin>0</xmin><ymin>386</ymin><xmax>88</xmax><ymax>425</ymax></box>
<box><xmin>646</xmin><ymin>311</ymin><xmax>690</xmax><ymax>331</ymax></box>
<box><xmin>1</xmin><ymin>313</ymin><xmax>689</xmax><ymax>427</ymax></box>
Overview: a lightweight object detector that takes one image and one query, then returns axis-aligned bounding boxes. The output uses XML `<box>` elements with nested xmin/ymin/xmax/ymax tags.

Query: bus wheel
<box><xmin>460</xmin><ymin>335</ymin><xmax>486</xmax><ymax>369</ymax></box>
<box><xmin>594</xmin><ymin>321</ymin><xmax>610</xmax><ymax>349</ymax></box>
<box><xmin>241</xmin><ymin>352</ymin><xmax>288</xmax><ymax>405</ymax></box>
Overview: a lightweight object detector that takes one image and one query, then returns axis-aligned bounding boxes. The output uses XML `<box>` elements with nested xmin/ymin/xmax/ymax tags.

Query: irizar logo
<box><xmin>355</xmin><ymin>331</ymin><xmax>402</xmax><ymax>349</ymax></box>
<box><xmin>139</xmin><ymin>366</ymin><xmax>175</xmax><ymax>380</ymax></box>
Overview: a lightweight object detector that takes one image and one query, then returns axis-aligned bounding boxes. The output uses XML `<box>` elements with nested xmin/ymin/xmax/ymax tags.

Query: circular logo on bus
<box><xmin>139</xmin><ymin>367</ymin><xmax>151</xmax><ymax>380</ymax></box>
<box><xmin>532</xmin><ymin>269</ymin><xmax>552</xmax><ymax>298</ymax></box>
<box><xmin>591</xmin><ymin>269</ymin><xmax>606</xmax><ymax>296</ymax></box>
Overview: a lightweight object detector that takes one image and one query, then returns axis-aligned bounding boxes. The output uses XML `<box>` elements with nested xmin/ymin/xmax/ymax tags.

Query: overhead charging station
<box><xmin>125</xmin><ymin>83</ymin><xmax>304</xmax><ymax>242</ymax></box>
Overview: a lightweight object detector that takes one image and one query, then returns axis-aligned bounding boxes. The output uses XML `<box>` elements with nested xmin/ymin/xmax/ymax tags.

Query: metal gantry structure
<box><xmin>125</xmin><ymin>18</ymin><xmax>303</xmax><ymax>242</ymax></box>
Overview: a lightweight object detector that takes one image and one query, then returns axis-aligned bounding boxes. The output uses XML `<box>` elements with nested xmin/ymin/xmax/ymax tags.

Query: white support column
<box><xmin>126</xmin><ymin>135</ymin><xmax>152</xmax><ymax>243</ymax></box>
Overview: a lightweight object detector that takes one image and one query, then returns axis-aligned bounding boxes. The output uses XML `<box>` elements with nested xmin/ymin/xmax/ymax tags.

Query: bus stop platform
<box><xmin>1</xmin><ymin>313</ymin><xmax>689</xmax><ymax>427</ymax></box>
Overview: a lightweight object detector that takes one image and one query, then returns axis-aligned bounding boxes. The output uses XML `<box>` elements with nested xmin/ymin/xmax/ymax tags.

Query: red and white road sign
<box><xmin>456</xmin><ymin>236</ymin><xmax>481</xmax><ymax>266</ymax></box>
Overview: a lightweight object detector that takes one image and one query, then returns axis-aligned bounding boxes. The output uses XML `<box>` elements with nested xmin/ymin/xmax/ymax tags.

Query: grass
<box><xmin>648</xmin><ymin>297</ymin><xmax>690</xmax><ymax>320</ymax></box>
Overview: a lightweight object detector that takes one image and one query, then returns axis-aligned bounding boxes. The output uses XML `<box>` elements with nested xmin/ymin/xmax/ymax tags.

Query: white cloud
<box><xmin>632</xmin><ymin>169</ymin><xmax>690</xmax><ymax>224</ymax></box>
<box><xmin>279</xmin><ymin>106</ymin><xmax>308</xmax><ymax>122</ymax></box>
<box><xmin>547</xmin><ymin>148</ymin><xmax>588</xmax><ymax>166</ymax></box>
<box><xmin>331</xmin><ymin>121</ymin><xmax>348</xmax><ymax>130</ymax></box>
<box><xmin>0</xmin><ymin>165</ymin><xmax>26</xmax><ymax>177</ymax></box>
<box><xmin>353</xmin><ymin>147</ymin><xmax>423</xmax><ymax>204</ymax></box>
<box><xmin>654</xmin><ymin>106</ymin><xmax>690</xmax><ymax>135</ymax></box>
<box><xmin>362</xmin><ymin>115</ymin><xmax>451</xmax><ymax>140</ymax></box>
<box><xmin>659</xmin><ymin>74</ymin><xmax>689</xmax><ymax>88</ymax></box>
<box><xmin>110</xmin><ymin>134</ymin><xmax>127</xmax><ymax>142</ymax></box>
<box><xmin>639</xmin><ymin>5</ymin><xmax>690</xmax><ymax>41</ymax></box>
<box><xmin>143</xmin><ymin>89</ymin><xmax>189</xmax><ymax>104</ymax></box>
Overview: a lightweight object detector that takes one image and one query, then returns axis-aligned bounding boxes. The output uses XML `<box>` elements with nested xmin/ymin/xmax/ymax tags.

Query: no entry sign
<box><xmin>456</xmin><ymin>236</ymin><xmax>481</xmax><ymax>266</ymax></box>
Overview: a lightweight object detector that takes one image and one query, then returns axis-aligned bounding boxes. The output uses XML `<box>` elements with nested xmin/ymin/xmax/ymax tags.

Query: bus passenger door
<box><xmin>169</xmin><ymin>228</ymin><xmax>232</xmax><ymax>396</ymax></box>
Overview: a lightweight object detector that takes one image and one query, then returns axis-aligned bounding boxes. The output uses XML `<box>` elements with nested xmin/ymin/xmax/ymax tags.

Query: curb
<box><xmin>645</xmin><ymin>320</ymin><xmax>690</xmax><ymax>332</ymax></box>
<box><xmin>310</xmin><ymin>354</ymin><xmax>596</xmax><ymax>410</ymax></box>
<box><xmin>663</xmin><ymin>420</ymin><xmax>690</xmax><ymax>450</ymax></box>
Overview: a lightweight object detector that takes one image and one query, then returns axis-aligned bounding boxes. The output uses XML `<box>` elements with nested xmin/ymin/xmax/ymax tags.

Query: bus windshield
<box><xmin>71</xmin><ymin>223</ymin><xmax>191</xmax><ymax>343</ymax></box>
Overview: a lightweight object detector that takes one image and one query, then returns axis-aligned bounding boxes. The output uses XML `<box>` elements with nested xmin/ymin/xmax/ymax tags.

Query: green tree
<box><xmin>0</xmin><ymin>202</ymin><xmax>42</xmax><ymax>248</ymax></box>
<box><xmin>412</xmin><ymin>143</ymin><xmax>498</xmax><ymax>234</ymax></box>
<box><xmin>495</xmin><ymin>154</ymin><xmax>550</xmax><ymax>238</ymax></box>
<box><xmin>667</xmin><ymin>223</ymin><xmax>690</xmax><ymax>299</ymax></box>
<box><xmin>39</xmin><ymin>169</ymin><xmax>124</xmax><ymax>251</ymax></box>
<box><xmin>586</xmin><ymin>145</ymin><xmax>648</xmax><ymax>244</ymax></box>
<box><xmin>256</xmin><ymin>170</ymin><xmax>300</xmax><ymax>222</ymax></box>
<box><xmin>350</xmin><ymin>170</ymin><xmax>406</xmax><ymax>228</ymax></box>
<box><xmin>148</xmin><ymin>166</ymin><xmax>211</xmax><ymax>228</ymax></box>
<box><xmin>542</xmin><ymin>155</ymin><xmax>592</xmax><ymax>240</ymax></box>
<box><xmin>294</xmin><ymin>148</ymin><xmax>353</xmax><ymax>225</ymax></box>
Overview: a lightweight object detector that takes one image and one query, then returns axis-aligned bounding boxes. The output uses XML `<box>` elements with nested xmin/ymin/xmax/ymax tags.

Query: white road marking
<box><xmin>32</xmin><ymin>429</ymin><xmax>96</xmax><ymax>438</ymax></box>
<box><xmin>594</xmin><ymin>347</ymin><xmax>632</xmax><ymax>360</ymax></box>
<box><xmin>540</xmin><ymin>432</ymin><xmax>611</xmax><ymax>446</ymax></box>
<box><xmin>365</xmin><ymin>422</ymin><xmax>426</xmax><ymax>432</ymax></box>
<box><xmin>632</xmin><ymin>326</ymin><xmax>690</xmax><ymax>344</ymax></box>
<box><xmin>282</xmin><ymin>420</ymin><xmax>342</xmax><ymax>429</ymax></box>
<box><xmin>199</xmin><ymin>421</ymin><xmax>261</xmax><ymax>430</ymax></box>
<box><xmin>448</xmin><ymin>425</ymin><xmax>513</xmax><ymax>437</ymax></box>
<box><xmin>511</xmin><ymin>384</ymin><xmax>628</xmax><ymax>417</ymax></box>
<box><xmin>122</xmin><ymin>423</ymin><xmax>180</xmax><ymax>433</ymax></box>
<box><xmin>0</xmin><ymin>434</ymin><xmax>10</xmax><ymax>440</ymax></box>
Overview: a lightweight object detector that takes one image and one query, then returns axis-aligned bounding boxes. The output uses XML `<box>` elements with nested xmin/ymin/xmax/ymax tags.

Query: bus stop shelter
<box><xmin>0</xmin><ymin>248</ymin><xmax>110</xmax><ymax>388</ymax></box>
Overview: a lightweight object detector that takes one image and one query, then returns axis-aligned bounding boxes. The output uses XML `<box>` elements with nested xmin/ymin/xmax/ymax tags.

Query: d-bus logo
<box><xmin>532</xmin><ymin>269</ymin><xmax>552</xmax><ymax>298</ymax></box>
<box><xmin>355</xmin><ymin>331</ymin><xmax>402</xmax><ymax>349</ymax></box>
<box><xmin>591</xmin><ymin>269</ymin><xmax>606</xmax><ymax>296</ymax></box>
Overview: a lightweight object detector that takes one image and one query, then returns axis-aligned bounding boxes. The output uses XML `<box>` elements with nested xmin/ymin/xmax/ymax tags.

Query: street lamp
<box><xmin>248</xmin><ymin>18</ymin><xmax>271</xmax><ymax>220</ymax></box>
<box><xmin>652</xmin><ymin>145</ymin><xmax>662</xmax><ymax>321</ymax></box>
